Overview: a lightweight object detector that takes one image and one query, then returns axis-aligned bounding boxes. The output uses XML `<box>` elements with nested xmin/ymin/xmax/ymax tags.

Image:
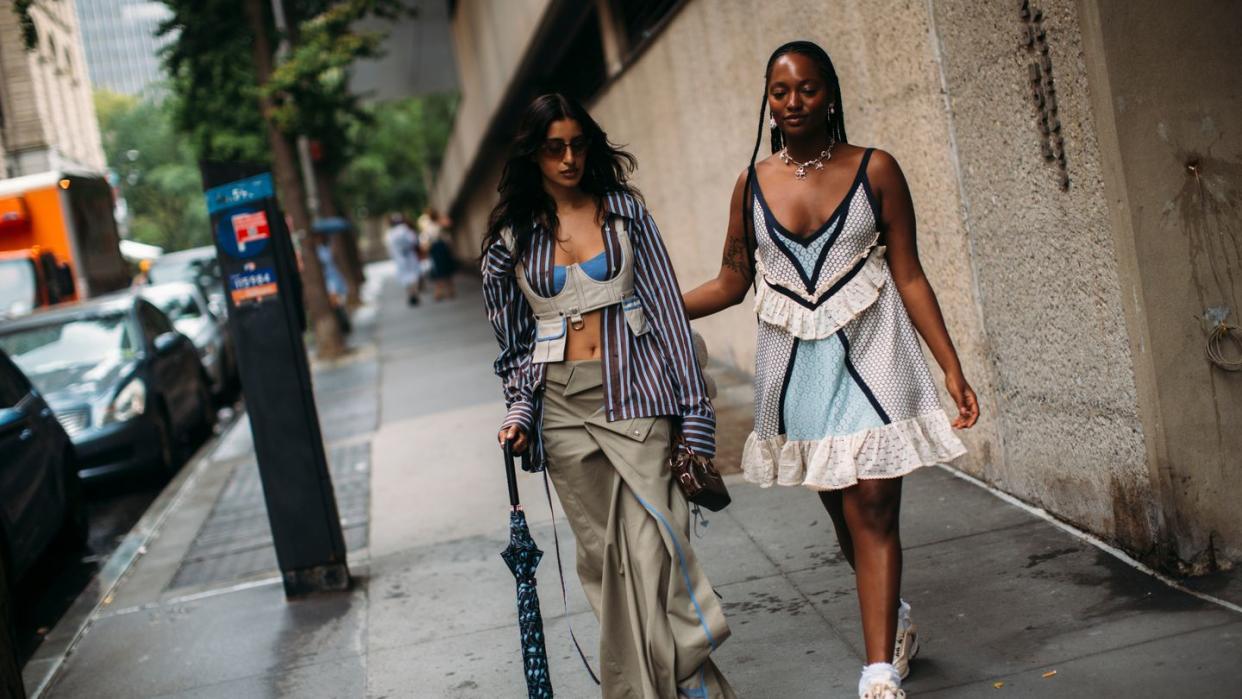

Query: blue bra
<box><xmin>551</xmin><ymin>251</ymin><xmax>608</xmax><ymax>294</ymax></box>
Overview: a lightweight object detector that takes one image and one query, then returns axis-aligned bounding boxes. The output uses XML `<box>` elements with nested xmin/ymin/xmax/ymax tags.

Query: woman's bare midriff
<box><xmin>564</xmin><ymin>309</ymin><xmax>604</xmax><ymax>360</ymax></box>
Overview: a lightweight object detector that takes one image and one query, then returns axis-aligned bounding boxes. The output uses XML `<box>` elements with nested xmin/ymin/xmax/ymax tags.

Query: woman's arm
<box><xmin>683</xmin><ymin>170</ymin><xmax>755</xmax><ymax>320</ymax></box>
<box><xmin>481</xmin><ymin>234</ymin><xmax>537</xmax><ymax>450</ymax></box>
<box><xmin>629</xmin><ymin>204</ymin><xmax>717</xmax><ymax>456</ymax></box>
<box><xmin>870</xmin><ymin>150</ymin><xmax>979</xmax><ymax>429</ymax></box>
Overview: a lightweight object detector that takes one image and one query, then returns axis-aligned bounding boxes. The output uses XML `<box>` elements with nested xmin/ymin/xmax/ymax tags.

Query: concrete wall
<box><xmin>922</xmin><ymin>0</ymin><xmax>1154</xmax><ymax>549</ymax></box>
<box><xmin>1080</xmin><ymin>0</ymin><xmax>1242</xmax><ymax>566</ymax></box>
<box><xmin>435</xmin><ymin>0</ymin><xmax>1240</xmax><ymax>569</ymax></box>
<box><xmin>433</xmin><ymin>0</ymin><xmax>553</xmax><ymax>214</ymax></box>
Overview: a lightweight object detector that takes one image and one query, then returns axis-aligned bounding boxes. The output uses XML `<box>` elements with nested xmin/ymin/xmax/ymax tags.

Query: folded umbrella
<box><xmin>500</xmin><ymin>442</ymin><xmax>554</xmax><ymax>698</ymax></box>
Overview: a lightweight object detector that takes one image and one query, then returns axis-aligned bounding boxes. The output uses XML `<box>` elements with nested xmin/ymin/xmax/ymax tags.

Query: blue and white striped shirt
<box><xmin>482</xmin><ymin>191</ymin><xmax>716</xmax><ymax>471</ymax></box>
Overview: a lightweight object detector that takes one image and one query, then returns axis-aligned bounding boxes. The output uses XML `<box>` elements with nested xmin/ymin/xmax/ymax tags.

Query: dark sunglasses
<box><xmin>539</xmin><ymin>137</ymin><xmax>590</xmax><ymax>158</ymax></box>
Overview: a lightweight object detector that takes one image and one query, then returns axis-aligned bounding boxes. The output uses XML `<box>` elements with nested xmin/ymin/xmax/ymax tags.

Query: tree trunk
<box><xmin>315</xmin><ymin>168</ymin><xmax>363</xmax><ymax>309</ymax></box>
<box><xmin>243</xmin><ymin>0</ymin><xmax>345</xmax><ymax>360</ymax></box>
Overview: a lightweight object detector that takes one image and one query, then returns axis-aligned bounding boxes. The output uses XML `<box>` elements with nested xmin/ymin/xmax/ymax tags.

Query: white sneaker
<box><xmin>892</xmin><ymin>599</ymin><xmax>919</xmax><ymax>680</ymax></box>
<box><xmin>859</xmin><ymin>663</ymin><xmax>906</xmax><ymax>699</ymax></box>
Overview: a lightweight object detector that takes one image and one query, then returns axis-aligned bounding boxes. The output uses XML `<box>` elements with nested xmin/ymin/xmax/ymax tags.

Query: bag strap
<box><xmin>543</xmin><ymin>470</ymin><xmax>601</xmax><ymax>685</ymax></box>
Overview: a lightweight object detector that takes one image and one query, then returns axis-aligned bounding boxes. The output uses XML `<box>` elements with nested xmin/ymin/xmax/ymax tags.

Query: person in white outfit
<box><xmin>385</xmin><ymin>213</ymin><xmax>421</xmax><ymax>306</ymax></box>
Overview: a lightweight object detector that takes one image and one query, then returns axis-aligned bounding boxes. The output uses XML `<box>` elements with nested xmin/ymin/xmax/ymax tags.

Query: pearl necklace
<box><xmin>779</xmin><ymin>141</ymin><xmax>835</xmax><ymax>180</ymax></box>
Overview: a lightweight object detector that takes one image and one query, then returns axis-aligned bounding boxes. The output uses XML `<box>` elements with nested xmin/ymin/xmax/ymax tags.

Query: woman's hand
<box><xmin>945</xmin><ymin>371</ymin><xmax>979</xmax><ymax>429</ymax></box>
<box><xmin>498</xmin><ymin>425</ymin><xmax>529</xmax><ymax>453</ymax></box>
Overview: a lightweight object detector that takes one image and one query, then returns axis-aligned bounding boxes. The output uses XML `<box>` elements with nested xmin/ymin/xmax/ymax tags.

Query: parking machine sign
<box><xmin>231</xmin><ymin>211</ymin><xmax>270</xmax><ymax>251</ymax></box>
<box><xmin>229</xmin><ymin>264</ymin><xmax>278</xmax><ymax>305</ymax></box>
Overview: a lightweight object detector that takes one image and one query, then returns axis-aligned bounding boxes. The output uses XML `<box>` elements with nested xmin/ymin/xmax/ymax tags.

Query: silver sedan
<box><xmin>140</xmin><ymin>281</ymin><xmax>236</xmax><ymax>399</ymax></box>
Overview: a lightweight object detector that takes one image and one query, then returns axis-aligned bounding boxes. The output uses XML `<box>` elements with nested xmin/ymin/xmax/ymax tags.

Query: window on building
<box><xmin>612</xmin><ymin>0</ymin><xmax>684</xmax><ymax>54</ymax></box>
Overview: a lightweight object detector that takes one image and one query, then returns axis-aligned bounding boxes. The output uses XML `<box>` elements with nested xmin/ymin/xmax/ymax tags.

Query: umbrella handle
<box><xmin>503</xmin><ymin>440</ymin><xmax>520</xmax><ymax>508</ymax></box>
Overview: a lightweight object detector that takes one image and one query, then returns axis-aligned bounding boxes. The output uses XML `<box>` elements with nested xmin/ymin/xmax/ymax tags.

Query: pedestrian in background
<box><xmin>384</xmin><ymin>213</ymin><xmax>421</xmax><ymax>306</ymax></box>
<box><xmin>683</xmin><ymin>41</ymin><xmax>979</xmax><ymax>699</ymax></box>
<box><xmin>419</xmin><ymin>207</ymin><xmax>457</xmax><ymax>300</ymax></box>
<box><xmin>316</xmin><ymin>233</ymin><xmax>351</xmax><ymax>335</ymax></box>
<box><xmin>481</xmin><ymin>93</ymin><xmax>735</xmax><ymax>698</ymax></box>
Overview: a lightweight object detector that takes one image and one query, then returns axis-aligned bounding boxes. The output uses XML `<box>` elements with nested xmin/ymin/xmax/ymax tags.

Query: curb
<box><xmin>23</xmin><ymin>419</ymin><xmax>241</xmax><ymax>699</ymax></box>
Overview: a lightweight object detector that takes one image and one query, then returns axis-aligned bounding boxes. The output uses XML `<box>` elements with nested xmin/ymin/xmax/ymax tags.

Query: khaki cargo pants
<box><xmin>542</xmin><ymin>360</ymin><xmax>735</xmax><ymax>699</ymax></box>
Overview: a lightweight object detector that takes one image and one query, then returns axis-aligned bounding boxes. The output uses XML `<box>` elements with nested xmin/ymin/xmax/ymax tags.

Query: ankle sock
<box><xmin>897</xmin><ymin>598</ymin><xmax>912</xmax><ymax>630</ymax></box>
<box><xmin>859</xmin><ymin>662</ymin><xmax>902</xmax><ymax>694</ymax></box>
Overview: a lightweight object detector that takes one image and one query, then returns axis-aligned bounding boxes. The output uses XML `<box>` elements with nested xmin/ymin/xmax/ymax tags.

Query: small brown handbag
<box><xmin>669</xmin><ymin>438</ymin><xmax>731</xmax><ymax>512</ymax></box>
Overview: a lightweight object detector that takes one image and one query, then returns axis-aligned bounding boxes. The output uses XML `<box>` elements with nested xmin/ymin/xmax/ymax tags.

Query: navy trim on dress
<box><xmin>750</xmin><ymin>151</ymin><xmax>874</xmax><ymax>293</ymax></box>
<box><xmin>837</xmin><ymin>329</ymin><xmax>892</xmax><ymax>424</ymax></box>
<box><xmin>763</xmin><ymin>250</ymin><xmax>873</xmax><ymax>310</ymax></box>
<box><xmin>776</xmin><ymin>337</ymin><xmax>801</xmax><ymax>435</ymax></box>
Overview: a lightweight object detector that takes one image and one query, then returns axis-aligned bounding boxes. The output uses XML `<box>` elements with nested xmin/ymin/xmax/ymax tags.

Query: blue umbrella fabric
<box><xmin>311</xmin><ymin>216</ymin><xmax>351</xmax><ymax>235</ymax></box>
<box><xmin>500</xmin><ymin>444</ymin><xmax>554</xmax><ymax>698</ymax></box>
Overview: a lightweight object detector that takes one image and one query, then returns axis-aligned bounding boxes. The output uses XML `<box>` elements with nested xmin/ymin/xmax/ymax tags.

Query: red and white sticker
<box><xmin>231</xmin><ymin>211</ymin><xmax>270</xmax><ymax>252</ymax></box>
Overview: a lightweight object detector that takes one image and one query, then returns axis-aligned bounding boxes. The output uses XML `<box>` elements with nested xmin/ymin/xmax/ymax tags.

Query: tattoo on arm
<box><xmin>722</xmin><ymin>232</ymin><xmax>751</xmax><ymax>277</ymax></box>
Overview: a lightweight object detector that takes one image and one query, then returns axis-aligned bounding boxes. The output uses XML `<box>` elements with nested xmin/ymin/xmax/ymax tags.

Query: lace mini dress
<box><xmin>742</xmin><ymin>149</ymin><xmax>966</xmax><ymax>490</ymax></box>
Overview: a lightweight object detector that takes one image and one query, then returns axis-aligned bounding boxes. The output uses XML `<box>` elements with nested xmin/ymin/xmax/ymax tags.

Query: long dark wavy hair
<box><xmin>483</xmin><ymin>93</ymin><xmax>641</xmax><ymax>262</ymax></box>
<box><xmin>741</xmin><ymin>41</ymin><xmax>848</xmax><ymax>274</ymax></box>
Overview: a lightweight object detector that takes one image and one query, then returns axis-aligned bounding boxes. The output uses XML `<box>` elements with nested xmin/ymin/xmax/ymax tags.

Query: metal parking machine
<box><xmin>203</xmin><ymin>168</ymin><xmax>349</xmax><ymax>597</ymax></box>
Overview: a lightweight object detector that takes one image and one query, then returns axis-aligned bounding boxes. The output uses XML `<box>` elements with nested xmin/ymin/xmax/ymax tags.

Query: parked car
<box><xmin>140</xmin><ymin>282</ymin><xmax>236</xmax><ymax>399</ymax></box>
<box><xmin>146</xmin><ymin>246</ymin><xmax>225</xmax><ymax>317</ymax></box>
<box><xmin>0</xmin><ymin>294</ymin><xmax>215</xmax><ymax>480</ymax></box>
<box><xmin>0</xmin><ymin>348</ymin><xmax>85</xmax><ymax>583</ymax></box>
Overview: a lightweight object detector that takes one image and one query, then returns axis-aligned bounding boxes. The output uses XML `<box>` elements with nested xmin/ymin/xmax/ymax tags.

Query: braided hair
<box><xmin>741</xmin><ymin>41</ymin><xmax>847</xmax><ymax>276</ymax></box>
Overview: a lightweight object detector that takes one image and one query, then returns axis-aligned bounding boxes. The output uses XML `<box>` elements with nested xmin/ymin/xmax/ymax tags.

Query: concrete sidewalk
<box><xmin>37</xmin><ymin>265</ymin><xmax>1241</xmax><ymax>698</ymax></box>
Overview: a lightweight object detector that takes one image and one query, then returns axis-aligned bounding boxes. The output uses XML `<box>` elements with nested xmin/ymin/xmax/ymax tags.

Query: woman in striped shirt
<box><xmin>481</xmin><ymin>93</ymin><xmax>735</xmax><ymax>698</ymax></box>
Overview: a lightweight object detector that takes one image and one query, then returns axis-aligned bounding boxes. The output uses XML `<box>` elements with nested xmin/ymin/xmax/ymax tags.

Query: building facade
<box><xmin>75</xmin><ymin>0</ymin><xmax>171</xmax><ymax>96</ymax></box>
<box><xmin>0</xmin><ymin>0</ymin><xmax>106</xmax><ymax>177</ymax></box>
<box><xmin>433</xmin><ymin>0</ymin><xmax>1242</xmax><ymax>576</ymax></box>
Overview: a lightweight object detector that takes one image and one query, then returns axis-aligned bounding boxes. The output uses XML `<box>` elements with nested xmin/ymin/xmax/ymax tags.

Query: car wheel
<box><xmin>58</xmin><ymin>449</ymin><xmax>88</xmax><ymax>550</ymax></box>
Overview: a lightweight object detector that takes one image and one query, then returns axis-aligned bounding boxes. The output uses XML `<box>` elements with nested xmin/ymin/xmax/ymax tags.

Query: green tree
<box><xmin>338</xmin><ymin>93</ymin><xmax>457</xmax><ymax>218</ymax></box>
<box><xmin>95</xmin><ymin>90</ymin><xmax>211</xmax><ymax>251</ymax></box>
<box><xmin>158</xmin><ymin>0</ymin><xmax>270</xmax><ymax>165</ymax></box>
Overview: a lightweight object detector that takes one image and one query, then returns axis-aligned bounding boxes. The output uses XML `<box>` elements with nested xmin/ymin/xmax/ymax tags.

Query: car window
<box><xmin>0</xmin><ymin>315</ymin><xmax>135</xmax><ymax>388</ymax></box>
<box><xmin>0</xmin><ymin>257</ymin><xmax>37</xmax><ymax>317</ymax></box>
<box><xmin>149</xmin><ymin>306</ymin><xmax>175</xmax><ymax>334</ymax></box>
<box><xmin>137</xmin><ymin>303</ymin><xmax>173</xmax><ymax>340</ymax></box>
<box><xmin>149</xmin><ymin>255</ymin><xmax>221</xmax><ymax>290</ymax></box>
<box><xmin>146</xmin><ymin>289</ymin><xmax>203</xmax><ymax>322</ymax></box>
<box><xmin>0</xmin><ymin>353</ymin><xmax>31</xmax><ymax>407</ymax></box>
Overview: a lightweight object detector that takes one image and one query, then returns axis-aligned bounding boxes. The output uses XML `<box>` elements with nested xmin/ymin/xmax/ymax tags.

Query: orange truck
<box><xmin>0</xmin><ymin>170</ymin><xmax>130</xmax><ymax>317</ymax></box>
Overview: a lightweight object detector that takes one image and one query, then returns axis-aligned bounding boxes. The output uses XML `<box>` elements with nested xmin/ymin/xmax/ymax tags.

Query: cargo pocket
<box><xmin>532</xmin><ymin>316</ymin><xmax>567</xmax><ymax>363</ymax></box>
<box><xmin>621</xmin><ymin>295</ymin><xmax>651</xmax><ymax>337</ymax></box>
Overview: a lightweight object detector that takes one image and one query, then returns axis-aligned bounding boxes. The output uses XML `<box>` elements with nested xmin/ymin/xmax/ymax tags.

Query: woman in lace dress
<box><xmin>683</xmin><ymin>41</ymin><xmax>979</xmax><ymax>699</ymax></box>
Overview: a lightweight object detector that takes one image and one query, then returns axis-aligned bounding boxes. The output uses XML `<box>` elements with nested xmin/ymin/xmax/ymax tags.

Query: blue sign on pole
<box><xmin>204</xmin><ymin>173</ymin><xmax>275</xmax><ymax>215</ymax></box>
